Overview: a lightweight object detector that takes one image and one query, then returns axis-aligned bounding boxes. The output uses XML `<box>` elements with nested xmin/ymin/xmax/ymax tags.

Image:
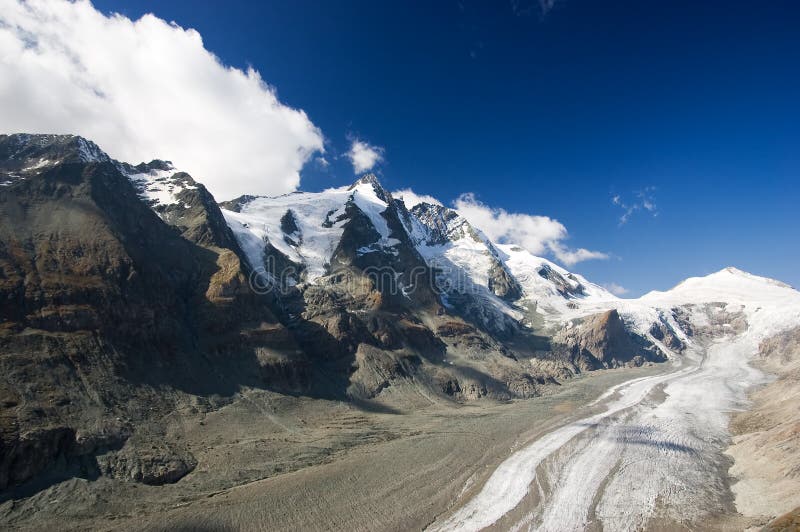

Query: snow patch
<box><xmin>221</xmin><ymin>181</ymin><xmax>401</xmax><ymax>280</ymax></box>
<box><xmin>122</xmin><ymin>164</ymin><xmax>196</xmax><ymax>208</ymax></box>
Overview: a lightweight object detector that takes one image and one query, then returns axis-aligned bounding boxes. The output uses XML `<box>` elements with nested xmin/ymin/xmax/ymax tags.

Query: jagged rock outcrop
<box><xmin>552</xmin><ymin>309</ymin><xmax>667</xmax><ymax>370</ymax></box>
<box><xmin>537</xmin><ymin>263</ymin><xmax>585</xmax><ymax>298</ymax></box>
<box><xmin>649</xmin><ymin>320</ymin><xmax>685</xmax><ymax>352</ymax></box>
<box><xmin>410</xmin><ymin>202</ymin><xmax>477</xmax><ymax>244</ymax></box>
<box><xmin>488</xmin><ymin>255</ymin><xmax>523</xmax><ymax>301</ymax></box>
<box><xmin>97</xmin><ymin>442</ymin><xmax>197</xmax><ymax>486</ymax></box>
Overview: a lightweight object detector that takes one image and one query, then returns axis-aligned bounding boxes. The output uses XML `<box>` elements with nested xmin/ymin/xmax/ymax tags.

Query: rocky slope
<box><xmin>0</xmin><ymin>134</ymin><xmax>299</xmax><ymax>493</ymax></box>
<box><xmin>727</xmin><ymin>325</ymin><xmax>800</xmax><ymax>525</ymax></box>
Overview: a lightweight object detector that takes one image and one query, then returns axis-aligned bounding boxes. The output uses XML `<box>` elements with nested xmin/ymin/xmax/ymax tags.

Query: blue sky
<box><xmin>53</xmin><ymin>1</ymin><xmax>800</xmax><ymax>294</ymax></box>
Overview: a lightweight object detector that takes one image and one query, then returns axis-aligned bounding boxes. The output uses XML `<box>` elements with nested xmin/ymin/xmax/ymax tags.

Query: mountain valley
<box><xmin>1</xmin><ymin>134</ymin><xmax>798</xmax><ymax>531</ymax></box>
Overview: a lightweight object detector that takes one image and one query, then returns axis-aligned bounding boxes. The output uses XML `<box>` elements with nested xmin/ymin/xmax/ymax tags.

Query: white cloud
<box><xmin>453</xmin><ymin>193</ymin><xmax>608</xmax><ymax>266</ymax></box>
<box><xmin>612</xmin><ymin>187</ymin><xmax>658</xmax><ymax>225</ymax></box>
<box><xmin>603</xmin><ymin>282</ymin><xmax>629</xmax><ymax>296</ymax></box>
<box><xmin>548</xmin><ymin>243</ymin><xmax>610</xmax><ymax>266</ymax></box>
<box><xmin>0</xmin><ymin>0</ymin><xmax>324</xmax><ymax>200</ymax></box>
<box><xmin>347</xmin><ymin>138</ymin><xmax>384</xmax><ymax>174</ymax></box>
<box><xmin>392</xmin><ymin>188</ymin><xmax>443</xmax><ymax>209</ymax></box>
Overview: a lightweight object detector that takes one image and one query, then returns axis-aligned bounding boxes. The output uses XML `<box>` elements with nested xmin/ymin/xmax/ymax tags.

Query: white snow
<box><xmin>122</xmin><ymin>163</ymin><xmax>196</xmax><ymax>208</ymax></box>
<box><xmin>498</xmin><ymin>244</ymin><xmax>617</xmax><ymax>318</ymax></box>
<box><xmin>220</xmin><ymin>180</ymin><xmax>400</xmax><ymax>279</ymax></box>
<box><xmin>22</xmin><ymin>158</ymin><xmax>54</xmax><ymax>172</ymax></box>
<box><xmin>430</xmin><ymin>363</ymin><xmax>696</xmax><ymax>532</ymax></box>
<box><xmin>640</xmin><ymin>267</ymin><xmax>800</xmax><ymax>342</ymax></box>
<box><xmin>350</xmin><ymin>181</ymin><xmax>399</xmax><ymax>248</ymax></box>
<box><xmin>411</xmin><ymin>210</ymin><xmax>525</xmax><ymax>327</ymax></box>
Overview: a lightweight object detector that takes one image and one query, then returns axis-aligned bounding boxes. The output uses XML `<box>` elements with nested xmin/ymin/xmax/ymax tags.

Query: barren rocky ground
<box><xmin>0</xmin><ymin>367</ymin><xmax>658</xmax><ymax>531</ymax></box>
<box><xmin>727</xmin><ymin>325</ymin><xmax>800</xmax><ymax>530</ymax></box>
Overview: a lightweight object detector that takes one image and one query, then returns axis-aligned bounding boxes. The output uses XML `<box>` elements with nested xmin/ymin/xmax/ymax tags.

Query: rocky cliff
<box><xmin>0</xmin><ymin>134</ymin><xmax>299</xmax><ymax>492</ymax></box>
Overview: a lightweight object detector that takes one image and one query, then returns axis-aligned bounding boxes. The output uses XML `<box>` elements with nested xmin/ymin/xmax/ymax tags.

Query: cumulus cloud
<box><xmin>347</xmin><ymin>139</ymin><xmax>384</xmax><ymax>174</ymax></box>
<box><xmin>0</xmin><ymin>0</ymin><xmax>324</xmax><ymax>200</ymax></box>
<box><xmin>453</xmin><ymin>193</ymin><xmax>608</xmax><ymax>266</ymax></box>
<box><xmin>602</xmin><ymin>282</ymin><xmax>629</xmax><ymax>296</ymax></box>
<box><xmin>392</xmin><ymin>188</ymin><xmax>443</xmax><ymax>209</ymax></box>
<box><xmin>612</xmin><ymin>187</ymin><xmax>658</xmax><ymax>225</ymax></box>
<box><xmin>548</xmin><ymin>244</ymin><xmax>609</xmax><ymax>266</ymax></box>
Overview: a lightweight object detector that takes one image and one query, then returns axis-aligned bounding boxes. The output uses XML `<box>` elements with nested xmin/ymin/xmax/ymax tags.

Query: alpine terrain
<box><xmin>1</xmin><ymin>134</ymin><xmax>798</xmax><ymax>531</ymax></box>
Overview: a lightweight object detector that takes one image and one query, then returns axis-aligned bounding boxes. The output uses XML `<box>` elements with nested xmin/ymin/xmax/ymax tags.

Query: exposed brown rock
<box><xmin>552</xmin><ymin>309</ymin><xmax>667</xmax><ymax>369</ymax></box>
<box><xmin>764</xmin><ymin>506</ymin><xmax>800</xmax><ymax>532</ymax></box>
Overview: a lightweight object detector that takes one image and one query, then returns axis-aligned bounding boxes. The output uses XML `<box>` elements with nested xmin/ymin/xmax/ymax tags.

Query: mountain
<box><xmin>2</xmin><ymin>133</ymin><xmax>797</xmax><ymax>510</ymax></box>
<box><xmin>218</xmin><ymin>174</ymin><xmax>672</xmax><ymax>373</ymax></box>
<box><xmin>0</xmin><ymin>134</ymin><xmax>299</xmax><ymax>491</ymax></box>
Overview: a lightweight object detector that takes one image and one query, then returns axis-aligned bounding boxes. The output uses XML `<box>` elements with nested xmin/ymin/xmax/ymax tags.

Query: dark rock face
<box><xmin>649</xmin><ymin>321</ymin><xmax>685</xmax><ymax>352</ymax></box>
<box><xmin>0</xmin><ymin>134</ymin><xmax>299</xmax><ymax>492</ymax></box>
<box><xmin>0</xmin><ymin>427</ymin><xmax>76</xmax><ymax>491</ymax></box>
<box><xmin>332</xmin><ymin>197</ymin><xmax>439</xmax><ymax>311</ymax></box>
<box><xmin>537</xmin><ymin>264</ymin><xmax>585</xmax><ymax>297</ymax></box>
<box><xmin>280</xmin><ymin>209</ymin><xmax>300</xmax><ymax>240</ymax></box>
<box><xmin>122</xmin><ymin>160</ymin><xmax>243</xmax><ymax>252</ymax></box>
<box><xmin>218</xmin><ymin>194</ymin><xmax>259</xmax><ymax>213</ymax></box>
<box><xmin>488</xmin><ymin>256</ymin><xmax>523</xmax><ymax>301</ymax></box>
<box><xmin>272</xmin><ymin>186</ymin><xmax>448</xmax><ymax>401</ymax></box>
<box><xmin>97</xmin><ymin>443</ymin><xmax>197</xmax><ymax>485</ymax></box>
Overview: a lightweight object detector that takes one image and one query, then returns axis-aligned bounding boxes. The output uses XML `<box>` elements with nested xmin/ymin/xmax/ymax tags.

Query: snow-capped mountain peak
<box><xmin>410</xmin><ymin>202</ymin><xmax>480</xmax><ymax>245</ymax></box>
<box><xmin>218</xmin><ymin>174</ymin><xmax>408</xmax><ymax>283</ymax></box>
<box><xmin>211</xmin><ymin>172</ymin><xmax>632</xmax><ymax>334</ymax></box>
<box><xmin>118</xmin><ymin>160</ymin><xmax>201</xmax><ymax>210</ymax></box>
<box><xmin>641</xmin><ymin>266</ymin><xmax>796</xmax><ymax>305</ymax></box>
<box><xmin>348</xmin><ymin>173</ymin><xmax>392</xmax><ymax>203</ymax></box>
